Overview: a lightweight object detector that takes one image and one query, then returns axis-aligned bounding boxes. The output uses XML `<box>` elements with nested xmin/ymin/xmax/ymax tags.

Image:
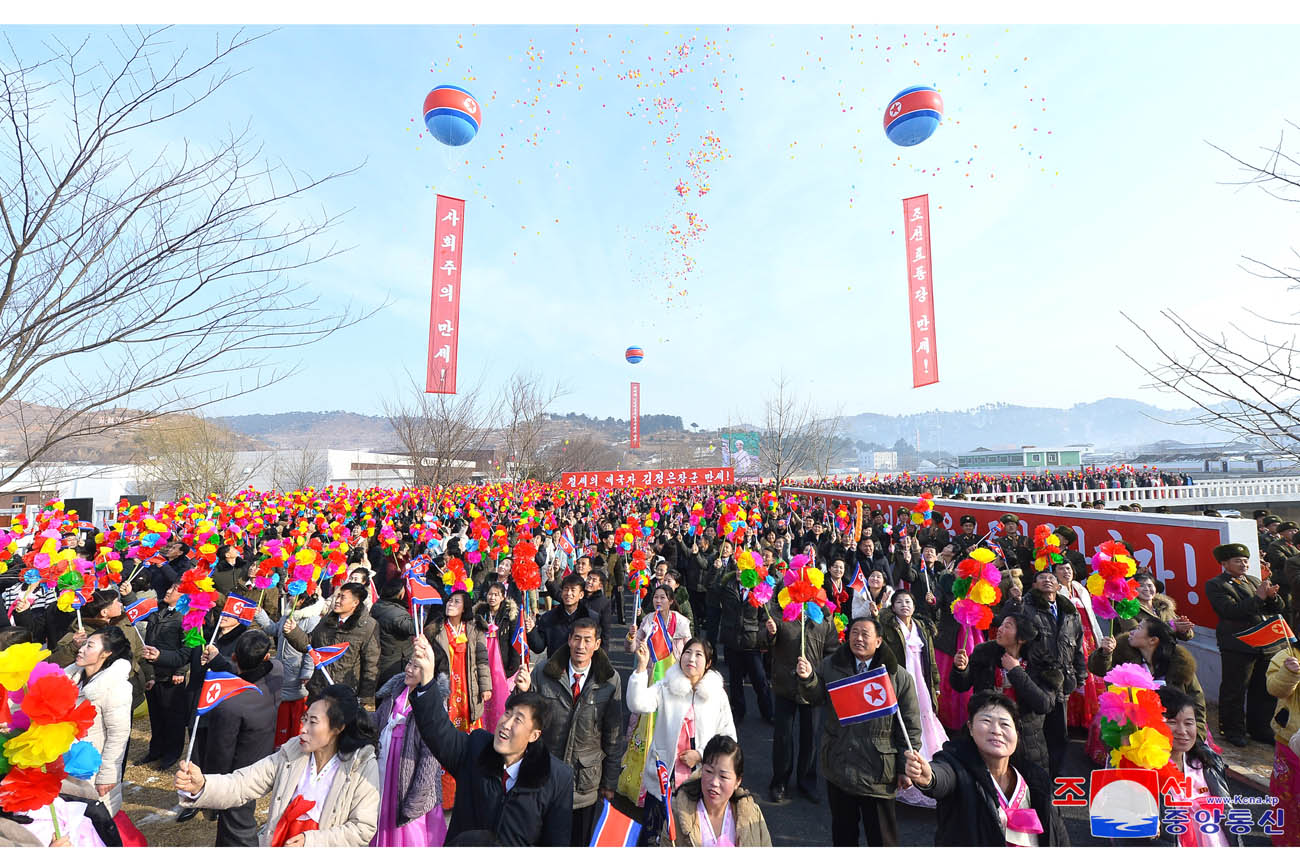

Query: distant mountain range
<box><xmin>212</xmin><ymin>399</ymin><xmax>1218</xmax><ymax>454</ymax></box>
<box><xmin>836</xmin><ymin>399</ymin><xmax>1220</xmax><ymax>454</ymax></box>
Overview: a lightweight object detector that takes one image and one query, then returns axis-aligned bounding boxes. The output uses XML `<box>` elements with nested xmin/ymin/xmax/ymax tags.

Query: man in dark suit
<box><xmin>201</xmin><ymin>630</ymin><xmax>280</xmax><ymax>845</ymax></box>
<box><xmin>1206</xmin><ymin>542</ymin><xmax>1287</xmax><ymax>746</ymax></box>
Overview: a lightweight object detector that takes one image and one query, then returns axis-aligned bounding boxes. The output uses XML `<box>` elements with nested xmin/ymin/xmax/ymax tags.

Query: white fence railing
<box><xmin>961</xmin><ymin>476</ymin><xmax>1300</xmax><ymax>508</ymax></box>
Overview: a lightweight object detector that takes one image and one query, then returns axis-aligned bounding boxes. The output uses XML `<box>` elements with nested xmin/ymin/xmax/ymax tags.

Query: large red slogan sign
<box><xmin>786</xmin><ymin>487</ymin><xmax>1256</xmax><ymax>627</ymax></box>
<box><xmin>426</xmin><ymin>195</ymin><xmax>465</xmax><ymax>394</ymax></box>
<box><xmin>562</xmin><ymin>467</ymin><xmax>734</xmax><ymax>491</ymax></box>
<box><xmin>630</xmin><ymin>382</ymin><xmax>641</xmax><ymax>449</ymax></box>
<box><xmin>903</xmin><ymin>194</ymin><xmax>939</xmax><ymax>388</ymax></box>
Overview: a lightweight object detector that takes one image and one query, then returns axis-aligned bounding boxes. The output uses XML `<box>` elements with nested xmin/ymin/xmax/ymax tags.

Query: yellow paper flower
<box><xmin>777</xmin><ymin>588</ymin><xmax>792</xmax><ymax>608</ymax></box>
<box><xmin>1118</xmin><ymin>727</ymin><xmax>1171</xmax><ymax>770</ymax></box>
<box><xmin>969</xmin><ymin>581</ymin><xmax>998</xmax><ymax>605</ymax></box>
<box><xmin>1045</xmin><ymin>534</ymin><xmax>1060</xmax><ymax>547</ymax></box>
<box><xmin>970</xmin><ymin>548</ymin><xmax>995</xmax><ymax>564</ymax></box>
<box><xmin>806</xmin><ymin>568</ymin><xmax>824</xmax><ymax>588</ymax></box>
<box><xmin>1087</xmin><ymin>573</ymin><xmax>1106</xmax><ymax>597</ymax></box>
<box><xmin>3</xmin><ymin>721</ymin><xmax>77</xmax><ymax>768</ymax></box>
<box><xmin>1115</xmin><ymin>555</ymin><xmax>1137</xmax><ymax>578</ymax></box>
<box><xmin>0</xmin><ymin>643</ymin><xmax>51</xmax><ymax>691</ymax></box>
<box><xmin>57</xmin><ymin>591</ymin><xmax>75</xmax><ymax>613</ymax></box>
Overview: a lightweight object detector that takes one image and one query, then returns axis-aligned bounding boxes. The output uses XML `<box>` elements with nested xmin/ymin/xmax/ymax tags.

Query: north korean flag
<box><xmin>196</xmin><ymin>672</ymin><xmax>262</xmax><ymax>716</ymax></box>
<box><xmin>406</xmin><ymin>577</ymin><xmax>443</xmax><ymax>607</ymax></box>
<box><xmin>1235</xmin><ymin>616</ymin><xmax>1297</xmax><ymax>649</ymax></box>
<box><xmin>827</xmin><ymin>666</ymin><xmax>899</xmax><ymax>726</ymax></box>
<box><xmin>588</xmin><ymin>799</ymin><xmax>641</xmax><ymax>847</ymax></box>
<box><xmin>557</xmin><ymin>529</ymin><xmax>576</xmax><ymax>558</ymax></box>
<box><xmin>123</xmin><ymin>595</ymin><xmax>158</xmax><ymax>625</ymax></box>
<box><xmin>69</xmin><ymin>587</ymin><xmax>93</xmax><ymax>610</ymax></box>
<box><xmin>513</xmin><ymin>605</ymin><xmax>530</xmax><ymax>667</ymax></box>
<box><xmin>655</xmin><ymin>758</ymin><xmax>676</xmax><ymax>841</ymax></box>
<box><xmin>646</xmin><ymin>611</ymin><xmax>673</xmax><ymax>663</ymax></box>
<box><xmin>308</xmin><ymin>643</ymin><xmax>350</xmax><ymax>669</ymax></box>
<box><xmin>848</xmin><ymin>564</ymin><xmax>867</xmax><ymax>593</ymax></box>
<box><xmin>220</xmin><ymin>593</ymin><xmax>257</xmax><ymax>625</ymax></box>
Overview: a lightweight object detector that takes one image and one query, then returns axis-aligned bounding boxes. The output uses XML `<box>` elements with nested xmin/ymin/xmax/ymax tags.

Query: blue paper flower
<box><xmin>805</xmin><ymin>603</ymin><xmax>824</xmax><ymax>624</ymax></box>
<box><xmin>22</xmin><ymin>568</ymin><xmax>40</xmax><ymax>584</ymax></box>
<box><xmin>287</xmin><ymin>579</ymin><xmax>307</xmax><ymax>596</ymax></box>
<box><xmin>173</xmin><ymin>595</ymin><xmax>190</xmax><ymax>615</ymax></box>
<box><xmin>64</xmin><ymin>740</ymin><xmax>102</xmax><ymax>780</ymax></box>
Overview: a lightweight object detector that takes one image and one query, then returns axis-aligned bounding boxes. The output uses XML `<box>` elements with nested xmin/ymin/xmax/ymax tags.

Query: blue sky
<box><xmin>8</xmin><ymin>23</ymin><xmax>1300</xmax><ymax>430</ymax></box>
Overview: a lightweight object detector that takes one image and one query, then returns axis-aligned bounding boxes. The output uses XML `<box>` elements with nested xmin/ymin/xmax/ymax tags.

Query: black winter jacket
<box><xmin>529</xmin><ymin>646</ymin><xmax>624</xmax><ymax>808</ymax></box>
<box><xmin>201</xmin><ymin>661</ymin><xmax>279</xmax><ymax>776</ymax></box>
<box><xmin>527</xmin><ymin>602</ymin><xmax>597</xmax><ymax>657</ymax></box>
<box><xmin>370</xmin><ymin>598</ymin><xmax>417</xmax><ymax>686</ymax></box>
<box><xmin>948</xmin><ymin>640</ymin><xmax>1061</xmax><ymax>770</ymax></box>
<box><xmin>719</xmin><ymin>575</ymin><xmax>766</xmax><ymax>651</ymax></box>
<box><xmin>145</xmin><ymin>605</ymin><xmax>190</xmax><ymax>679</ymax></box>
<box><xmin>410</xmin><ymin>678</ymin><xmax>573</xmax><ymax>845</ymax></box>
<box><xmin>918</xmin><ymin>736</ymin><xmax>1070</xmax><ymax>846</ymax></box>
<box><xmin>1022</xmin><ymin>588</ymin><xmax>1087</xmax><ymax>697</ymax></box>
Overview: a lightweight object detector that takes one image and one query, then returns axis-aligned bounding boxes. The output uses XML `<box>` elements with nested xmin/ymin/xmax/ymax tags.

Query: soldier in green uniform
<box><xmin>1258</xmin><ymin>514</ymin><xmax>1281</xmax><ymax>562</ymax></box>
<box><xmin>1265</xmin><ymin>522</ymin><xmax>1300</xmax><ymax>580</ymax></box>
<box><xmin>1205</xmin><ymin>542</ymin><xmax>1287</xmax><ymax>746</ymax></box>
<box><xmin>952</xmin><ymin>515</ymin><xmax>981</xmax><ymax>560</ymax></box>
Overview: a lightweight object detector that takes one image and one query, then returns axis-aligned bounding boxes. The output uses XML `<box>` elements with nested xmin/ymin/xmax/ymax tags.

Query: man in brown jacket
<box><xmin>284</xmin><ymin>581</ymin><xmax>380</xmax><ymax>704</ymax></box>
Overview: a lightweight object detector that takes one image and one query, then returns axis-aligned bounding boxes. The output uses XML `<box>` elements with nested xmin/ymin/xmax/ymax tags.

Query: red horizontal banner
<box><xmin>562</xmin><ymin>467</ymin><xmax>734</xmax><ymax>491</ymax></box>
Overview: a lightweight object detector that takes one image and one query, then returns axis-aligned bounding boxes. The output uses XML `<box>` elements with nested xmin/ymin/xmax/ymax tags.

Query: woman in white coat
<box><xmin>627</xmin><ymin>636</ymin><xmax>736</xmax><ymax>846</ymax></box>
<box><xmin>174</xmin><ymin>683</ymin><xmax>381</xmax><ymax>847</ymax></box>
<box><xmin>64</xmin><ymin>626</ymin><xmax>134</xmax><ymax>815</ymax></box>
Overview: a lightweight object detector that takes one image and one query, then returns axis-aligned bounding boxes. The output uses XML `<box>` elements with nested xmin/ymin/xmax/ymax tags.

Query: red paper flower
<box><xmin>0</xmin><ymin>761</ymin><xmax>67</xmax><ymax>811</ymax></box>
<box><xmin>19</xmin><ymin>673</ymin><xmax>78</xmax><ymax>725</ymax></box>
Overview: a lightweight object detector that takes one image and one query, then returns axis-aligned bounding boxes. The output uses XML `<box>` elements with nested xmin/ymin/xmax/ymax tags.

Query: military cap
<box><xmin>1213</xmin><ymin>543</ymin><xmax>1250</xmax><ymax>563</ymax></box>
<box><xmin>960</xmin><ymin>515</ymin><xmax>977</xmax><ymax>526</ymax></box>
<box><xmin>999</xmin><ymin>513</ymin><xmax>1018</xmax><ymax>524</ymax></box>
<box><xmin>1280</xmin><ymin>522</ymin><xmax>1298</xmax><ymax>533</ymax></box>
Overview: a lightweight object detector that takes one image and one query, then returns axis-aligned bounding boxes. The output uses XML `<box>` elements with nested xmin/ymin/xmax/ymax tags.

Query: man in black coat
<box><xmin>369</xmin><ymin>579</ymin><xmax>417</xmax><ymax>686</ymax></box>
<box><xmin>580</xmin><ymin>569</ymin><xmax>615</xmax><ymax>646</ymax></box>
<box><xmin>847</xmin><ymin>537</ymin><xmax>893</xmax><ymax>587</ymax></box>
<box><xmin>147</xmin><ymin>540</ymin><xmax>195</xmax><ymax>601</ymax></box>
<box><xmin>138</xmin><ymin>574</ymin><xmax>192</xmax><ymax>769</ymax></box>
<box><xmin>1206</xmin><ymin>542</ymin><xmax>1287</xmax><ymax>746</ymax></box>
<box><xmin>203</xmin><ymin>630</ymin><xmax>280</xmax><ymax>846</ymax></box>
<box><xmin>513</xmin><ymin>618</ymin><xmax>624</xmax><ymax>844</ymax></box>
<box><xmin>1020</xmin><ymin>570</ymin><xmax>1086</xmax><ymax>780</ymax></box>
<box><xmin>719</xmin><ymin>557</ymin><xmax>774</xmax><ymax>724</ymax></box>
<box><xmin>409</xmin><ymin>633</ymin><xmax>573</xmax><ymax>845</ymax></box>
<box><xmin>527</xmin><ymin>574</ymin><xmax>596</xmax><ymax>656</ymax></box>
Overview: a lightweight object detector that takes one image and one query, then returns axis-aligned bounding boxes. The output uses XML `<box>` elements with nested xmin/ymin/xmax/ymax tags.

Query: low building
<box><xmin>957</xmin><ymin>444</ymin><xmax>1092</xmax><ymax>471</ymax></box>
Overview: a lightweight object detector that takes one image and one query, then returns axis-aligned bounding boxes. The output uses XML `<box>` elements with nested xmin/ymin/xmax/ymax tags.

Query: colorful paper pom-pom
<box><xmin>0</xmin><ymin>644</ymin><xmax>51</xmax><ymax>691</ymax></box>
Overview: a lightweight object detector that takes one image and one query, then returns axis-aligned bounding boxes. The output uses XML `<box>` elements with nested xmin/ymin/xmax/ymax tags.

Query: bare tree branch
<box><xmin>0</xmin><ymin>27</ymin><xmax>382</xmax><ymax>488</ymax></box>
<box><xmin>383</xmin><ymin>371</ymin><xmax>498</xmax><ymax>487</ymax></box>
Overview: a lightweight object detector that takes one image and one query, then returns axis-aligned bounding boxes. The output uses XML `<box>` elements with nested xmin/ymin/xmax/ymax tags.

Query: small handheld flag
<box><xmin>848</xmin><ymin>565</ymin><xmax>867</xmax><ymax>593</ymax></box>
<box><xmin>220</xmin><ymin>593</ymin><xmax>257</xmax><ymax>625</ymax></box>
<box><xmin>309</xmin><ymin>643</ymin><xmax>349</xmax><ymax>669</ymax></box>
<box><xmin>646</xmin><ymin>610</ymin><xmax>673</xmax><ymax>663</ymax></box>
<box><xmin>406</xmin><ymin>577</ymin><xmax>443</xmax><ymax>607</ymax></box>
<box><xmin>123</xmin><ymin>596</ymin><xmax>159</xmax><ymax>625</ymax></box>
<box><xmin>589</xmin><ymin>799</ymin><xmax>641</xmax><ymax>847</ymax></box>
<box><xmin>196</xmin><ymin>672</ymin><xmax>262</xmax><ymax>716</ymax></box>
<box><xmin>513</xmin><ymin>605</ymin><xmax>530</xmax><ymax>668</ymax></box>
<box><xmin>827</xmin><ymin>666</ymin><xmax>899</xmax><ymax>726</ymax></box>
<box><xmin>655</xmin><ymin>758</ymin><xmax>676</xmax><ymax>842</ymax></box>
<box><xmin>1234</xmin><ymin>616</ymin><xmax>1296</xmax><ymax>649</ymax></box>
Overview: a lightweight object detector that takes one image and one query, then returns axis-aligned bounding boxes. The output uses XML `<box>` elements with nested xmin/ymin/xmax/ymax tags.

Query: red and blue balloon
<box><xmin>883</xmin><ymin>85</ymin><xmax>943</xmax><ymax>147</ymax></box>
<box><xmin>423</xmin><ymin>85</ymin><xmax>481</xmax><ymax>147</ymax></box>
<box><xmin>625</xmin><ymin>346</ymin><xmax>644</xmax><ymax>364</ymax></box>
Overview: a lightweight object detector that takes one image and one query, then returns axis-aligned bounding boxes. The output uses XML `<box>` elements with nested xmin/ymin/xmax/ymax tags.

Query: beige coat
<box><xmin>187</xmin><ymin>739</ymin><xmax>380</xmax><ymax>847</ymax></box>
<box><xmin>666</xmin><ymin>784</ymin><xmax>772</xmax><ymax>847</ymax></box>
<box><xmin>62</xmin><ymin>658</ymin><xmax>133</xmax><ymax>814</ymax></box>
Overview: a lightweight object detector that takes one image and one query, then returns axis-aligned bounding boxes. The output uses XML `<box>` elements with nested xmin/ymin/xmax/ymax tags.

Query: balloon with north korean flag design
<box><xmin>883</xmin><ymin>85</ymin><xmax>943</xmax><ymax>147</ymax></box>
<box><xmin>423</xmin><ymin>85</ymin><xmax>482</xmax><ymax>147</ymax></box>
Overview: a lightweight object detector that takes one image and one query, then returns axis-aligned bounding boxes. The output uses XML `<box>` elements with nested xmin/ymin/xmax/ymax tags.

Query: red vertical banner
<box><xmin>902</xmin><ymin>194</ymin><xmax>939</xmax><ymax>388</ymax></box>
<box><xmin>426</xmin><ymin>195</ymin><xmax>465</xmax><ymax>393</ymax></box>
<box><xmin>630</xmin><ymin>382</ymin><xmax>641</xmax><ymax>449</ymax></box>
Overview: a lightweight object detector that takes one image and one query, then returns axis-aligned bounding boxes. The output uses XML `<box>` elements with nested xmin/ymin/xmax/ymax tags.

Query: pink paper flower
<box><xmin>1090</xmin><ymin>595</ymin><xmax>1117</xmax><ymax>620</ymax></box>
<box><xmin>782</xmin><ymin>602</ymin><xmax>802</xmax><ymax>622</ymax></box>
<box><xmin>1096</xmin><ymin>690</ymin><xmax>1130</xmax><ymax>723</ymax></box>
<box><xmin>752</xmin><ymin>582</ymin><xmax>774</xmax><ymax>604</ymax></box>
<box><xmin>1104</xmin><ymin>663</ymin><xmax>1157</xmax><ymax>690</ymax></box>
<box><xmin>181</xmin><ymin>609</ymin><xmax>206</xmax><ymax>630</ymax></box>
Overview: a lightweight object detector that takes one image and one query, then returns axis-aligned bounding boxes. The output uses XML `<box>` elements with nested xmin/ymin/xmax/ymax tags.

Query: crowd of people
<box><xmin>799</xmin><ymin>466</ymin><xmax>1196</xmax><ymax>499</ymax></box>
<box><xmin>0</xmin><ymin>481</ymin><xmax>1296</xmax><ymax>848</ymax></box>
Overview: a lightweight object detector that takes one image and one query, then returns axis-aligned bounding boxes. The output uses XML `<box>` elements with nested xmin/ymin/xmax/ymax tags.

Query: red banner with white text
<box><xmin>630</xmin><ymin>382</ymin><xmax>641</xmax><ymax>449</ymax></box>
<box><xmin>426</xmin><ymin>195</ymin><xmax>465</xmax><ymax>393</ymax></box>
<box><xmin>562</xmin><ymin>467</ymin><xmax>734</xmax><ymax>491</ymax></box>
<box><xmin>903</xmin><ymin>194</ymin><xmax>938</xmax><ymax>388</ymax></box>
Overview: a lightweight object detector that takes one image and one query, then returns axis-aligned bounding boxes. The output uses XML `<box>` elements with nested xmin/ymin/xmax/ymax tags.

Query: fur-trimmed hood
<box><xmin>969</xmin><ymin>639</ymin><xmax>1064</xmax><ymax>693</ymax></box>
<box><xmin>1150</xmin><ymin>593</ymin><xmax>1178</xmax><ymax>621</ymax></box>
<box><xmin>473</xmin><ymin>732</ymin><xmax>556</xmax><ymax>791</ymax></box>
<box><xmin>662</xmin><ymin>660</ymin><xmax>726</xmax><ymax>702</ymax></box>
<box><xmin>1108</xmin><ymin>637</ymin><xmax>1198</xmax><ymax>687</ymax></box>
<box><xmin>474</xmin><ymin>597</ymin><xmax>520</xmax><ymax>625</ymax></box>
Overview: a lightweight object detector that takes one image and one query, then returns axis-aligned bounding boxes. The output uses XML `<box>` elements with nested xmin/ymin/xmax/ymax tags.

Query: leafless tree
<box><xmin>271</xmin><ymin>442</ymin><xmax>328</xmax><ymax>491</ymax></box>
<box><xmin>1123</xmin><ymin>126</ymin><xmax>1300</xmax><ymax>462</ymax></box>
<box><xmin>500</xmin><ymin>371</ymin><xmax>568</xmax><ymax>482</ymax></box>
<box><xmin>535</xmin><ymin>433</ymin><xmax>621</xmax><ymax>481</ymax></box>
<box><xmin>383</xmin><ymin>372</ymin><xmax>497</xmax><ymax>487</ymax></box>
<box><xmin>0</xmin><ymin>27</ymin><xmax>377</xmax><ymax>490</ymax></box>
<box><xmin>132</xmin><ymin>414</ymin><xmax>265</xmax><ymax>500</ymax></box>
<box><xmin>758</xmin><ymin>372</ymin><xmax>839</xmax><ymax>492</ymax></box>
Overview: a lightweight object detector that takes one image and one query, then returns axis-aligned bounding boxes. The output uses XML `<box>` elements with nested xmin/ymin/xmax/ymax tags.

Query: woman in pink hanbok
<box><xmin>880</xmin><ymin>591</ymin><xmax>948</xmax><ymax>807</ymax></box>
<box><xmin>370</xmin><ymin>658</ymin><xmax>448</xmax><ymax>847</ymax></box>
<box><xmin>474</xmin><ymin>582</ymin><xmax>521</xmax><ymax>732</ymax></box>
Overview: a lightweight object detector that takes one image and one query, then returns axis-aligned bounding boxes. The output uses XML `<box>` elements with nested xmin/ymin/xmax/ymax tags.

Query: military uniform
<box><xmin>1264</xmin><ymin>526</ymin><xmax>1299</xmax><ymax>580</ymax></box>
<box><xmin>1205</xmin><ymin>543</ymin><xmax>1287</xmax><ymax>743</ymax></box>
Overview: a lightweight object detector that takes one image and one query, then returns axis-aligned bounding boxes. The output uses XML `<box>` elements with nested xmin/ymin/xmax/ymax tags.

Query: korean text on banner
<box><xmin>426</xmin><ymin>195</ymin><xmax>465</xmax><ymax>394</ymax></box>
<box><xmin>561</xmin><ymin>467</ymin><xmax>735</xmax><ymax>491</ymax></box>
<box><xmin>630</xmin><ymin>382</ymin><xmax>641</xmax><ymax>449</ymax></box>
<box><xmin>903</xmin><ymin>194</ymin><xmax>939</xmax><ymax>388</ymax></box>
